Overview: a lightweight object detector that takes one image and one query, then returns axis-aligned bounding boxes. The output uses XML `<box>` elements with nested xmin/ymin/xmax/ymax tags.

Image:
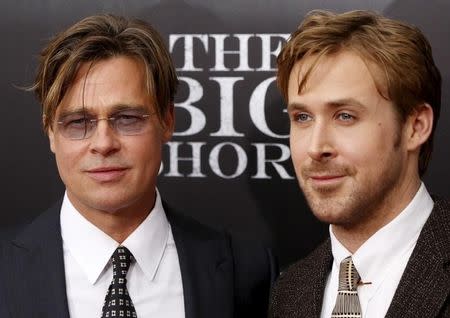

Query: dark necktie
<box><xmin>331</xmin><ymin>256</ymin><xmax>362</xmax><ymax>318</ymax></box>
<box><xmin>101</xmin><ymin>246</ymin><xmax>138</xmax><ymax>318</ymax></box>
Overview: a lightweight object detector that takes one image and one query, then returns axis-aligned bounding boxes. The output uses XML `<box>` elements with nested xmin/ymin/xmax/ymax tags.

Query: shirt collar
<box><xmin>330</xmin><ymin>182</ymin><xmax>434</xmax><ymax>284</ymax></box>
<box><xmin>60</xmin><ymin>189</ymin><xmax>169</xmax><ymax>285</ymax></box>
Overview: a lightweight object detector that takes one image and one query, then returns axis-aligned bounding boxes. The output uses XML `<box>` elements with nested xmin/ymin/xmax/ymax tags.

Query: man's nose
<box><xmin>306</xmin><ymin>121</ymin><xmax>337</xmax><ymax>161</ymax></box>
<box><xmin>88</xmin><ymin>119</ymin><xmax>121</xmax><ymax>156</ymax></box>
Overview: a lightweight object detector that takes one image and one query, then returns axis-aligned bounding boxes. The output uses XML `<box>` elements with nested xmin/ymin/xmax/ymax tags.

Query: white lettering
<box><xmin>209</xmin><ymin>76</ymin><xmax>245</xmax><ymax>137</ymax></box>
<box><xmin>209</xmin><ymin>34</ymin><xmax>253</xmax><ymax>71</ymax></box>
<box><xmin>256</xmin><ymin>34</ymin><xmax>289</xmax><ymax>71</ymax></box>
<box><xmin>169</xmin><ymin>34</ymin><xmax>209</xmax><ymax>71</ymax></box>
<box><xmin>209</xmin><ymin>142</ymin><xmax>248</xmax><ymax>179</ymax></box>
<box><xmin>165</xmin><ymin>141</ymin><xmax>207</xmax><ymax>177</ymax></box>
<box><xmin>249</xmin><ymin>77</ymin><xmax>288</xmax><ymax>138</ymax></box>
<box><xmin>174</xmin><ymin>77</ymin><xmax>206</xmax><ymax>136</ymax></box>
<box><xmin>252</xmin><ymin>143</ymin><xmax>294</xmax><ymax>179</ymax></box>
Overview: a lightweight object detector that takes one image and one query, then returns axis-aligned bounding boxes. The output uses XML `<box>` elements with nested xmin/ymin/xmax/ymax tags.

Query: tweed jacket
<box><xmin>269</xmin><ymin>198</ymin><xmax>450</xmax><ymax>318</ymax></box>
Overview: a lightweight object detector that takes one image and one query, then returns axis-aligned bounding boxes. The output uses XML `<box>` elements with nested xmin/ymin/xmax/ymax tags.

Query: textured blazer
<box><xmin>269</xmin><ymin>198</ymin><xmax>450</xmax><ymax>318</ymax></box>
<box><xmin>0</xmin><ymin>201</ymin><xmax>278</xmax><ymax>318</ymax></box>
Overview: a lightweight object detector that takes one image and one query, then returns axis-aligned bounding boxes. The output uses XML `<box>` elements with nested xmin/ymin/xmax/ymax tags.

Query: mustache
<box><xmin>301</xmin><ymin>163</ymin><xmax>354</xmax><ymax>178</ymax></box>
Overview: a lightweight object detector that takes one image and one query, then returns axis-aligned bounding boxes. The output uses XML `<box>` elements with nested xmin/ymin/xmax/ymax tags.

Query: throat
<box><xmin>86</xmin><ymin>208</ymin><xmax>151</xmax><ymax>243</ymax></box>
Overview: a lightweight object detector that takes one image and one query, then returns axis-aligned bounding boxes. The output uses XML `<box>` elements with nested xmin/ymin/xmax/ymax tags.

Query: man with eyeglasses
<box><xmin>0</xmin><ymin>14</ymin><xmax>277</xmax><ymax>318</ymax></box>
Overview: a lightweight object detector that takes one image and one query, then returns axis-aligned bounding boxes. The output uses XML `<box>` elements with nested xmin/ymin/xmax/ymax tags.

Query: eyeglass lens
<box><xmin>57</xmin><ymin>110</ymin><xmax>151</xmax><ymax>140</ymax></box>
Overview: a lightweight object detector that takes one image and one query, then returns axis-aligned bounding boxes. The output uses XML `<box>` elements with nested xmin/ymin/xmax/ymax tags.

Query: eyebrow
<box><xmin>287</xmin><ymin>102</ymin><xmax>308</xmax><ymax>112</ymax></box>
<box><xmin>327</xmin><ymin>98</ymin><xmax>366</xmax><ymax>109</ymax></box>
<box><xmin>58</xmin><ymin>104</ymin><xmax>149</xmax><ymax>118</ymax></box>
<box><xmin>287</xmin><ymin>98</ymin><xmax>366</xmax><ymax>112</ymax></box>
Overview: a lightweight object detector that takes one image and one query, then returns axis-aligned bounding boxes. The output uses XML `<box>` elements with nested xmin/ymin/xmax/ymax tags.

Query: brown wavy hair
<box><xmin>31</xmin><ymin>14</ymin><xmax>178</xmax><ymax>132</ymax></box>
<box><xmin>277</xmin><ymin>10</ymin><xmax>441</xmax><ymax>176</ymax></box>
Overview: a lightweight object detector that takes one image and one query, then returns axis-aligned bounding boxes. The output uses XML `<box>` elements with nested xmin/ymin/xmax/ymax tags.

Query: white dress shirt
<box><xmin>60</xmin><ymin>190</ymin><xmax>185</xmax><ymax>318</ymax></box>
<box><xmin>320</xmin><ymin>183</ymin><xmax>434</xmax><ymax>318</ymax></box>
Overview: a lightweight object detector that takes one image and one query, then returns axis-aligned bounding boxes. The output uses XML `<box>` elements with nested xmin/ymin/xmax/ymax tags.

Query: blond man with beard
<box><xmin>269</xmin><ymin>10</ymin><xmax>449</xmax><ymax>318</ymax></box>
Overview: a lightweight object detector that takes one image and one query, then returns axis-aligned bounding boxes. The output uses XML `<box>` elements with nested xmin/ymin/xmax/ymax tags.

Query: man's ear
<box><xmin>162</xmin><ymin>103</ymin><xmax>175</xmax><ymax>143</ymax></box>
<box><xmin>405</xmin><ymin>103</ymin><xmax>434</xmax><ymax>151</ymax></box>
<box><xmin>48</xmin><ymin>125</ymin><xmax>56</xmax><ymax>154</ymax></box>
<box><xmin>42</xmin><ymin>115</ymin><xmax>56</xmax><ymax>153</ymax></box>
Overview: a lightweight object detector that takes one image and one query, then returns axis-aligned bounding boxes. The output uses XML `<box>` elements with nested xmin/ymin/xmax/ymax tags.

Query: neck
<box><xmin>67</xmin><ymin>191</ymin><xmax>156</xmax><ymax>243</ymax></box>
<box><xmin>332</xmin><ymin>177</ymin><xmax>421</xmax><ymax>253</ymax></box>
<box><xmin>87</xmin><ymin>210</ymin><xmax>151</xmax><ymax>243</ymax></box>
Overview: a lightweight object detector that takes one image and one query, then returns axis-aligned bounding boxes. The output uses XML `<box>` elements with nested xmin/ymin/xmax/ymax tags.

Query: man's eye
<box><xmin>65</xmin><ymin>117</ymin><xmax>89</xmax><ymax>128</ymax></box>
<box><xmin>337</xmin><ymin>112</ymin><xmax>355</xmax><ymax>121</ymax></box>
<box><xmin>294</xmin><ymin>113</ymin><xmax>312</xmax><ymax>122</ymax></box>
<box><xmin>115</xmin><ymin>113</ymin><xmax>143</xmax><ymax>125</ymax></box>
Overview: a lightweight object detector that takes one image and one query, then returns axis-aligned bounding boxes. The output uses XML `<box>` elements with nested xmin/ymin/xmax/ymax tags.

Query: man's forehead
<box><xmin>57</xmin><ymin>57</ymin><xmax>152</xmax><ymax>113</ymax></box>
<box><xmin>288</xmin><ymin>50</ymin><xmax>389</xmax><ymax>101</ymax></box>
<box><xmin>293</xmin><ymin>50</ymin><xmax>384</xmax><ymax>80</ymax></box>
<box><xmin>69</xmin><ymin>56</ymin><xmax>148</xmax><ymax>87</ymax></box>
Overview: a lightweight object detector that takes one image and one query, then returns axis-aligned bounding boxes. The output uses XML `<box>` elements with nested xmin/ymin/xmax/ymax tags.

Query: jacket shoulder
<box><xmin>229</xmin><ymin>235</ymin><xmax>278</xmax><ymax>317</ymax></box>
<box><xmin>275</xmin><ymin>239</ymin><xmax>331</xmax><ymax>290</ymax></box>
<box><xmin>164</xmin><ymin>203</ymin><xmax>277</xmax><ymax>317</ymax></box>
<box><xmin>422</xmin><ymin>197</ymin><xmax>450</xmax><ymax>261</ymax></box>
<box><xmin>270</xmin><ymin>239</ymin><xmax>331</xmax><ymax>318</ymax></box>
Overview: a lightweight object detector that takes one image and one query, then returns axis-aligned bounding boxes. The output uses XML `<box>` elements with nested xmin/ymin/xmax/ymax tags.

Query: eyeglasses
<box><xmin>56</xmin><ymin>109</ymin><xmax>155</xmax><ymax>140</ymax></box>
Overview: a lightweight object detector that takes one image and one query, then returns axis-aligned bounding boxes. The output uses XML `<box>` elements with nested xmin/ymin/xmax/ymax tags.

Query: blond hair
<box><xmin>277</xmin><ymin>10</ymin><xmax>441</xmax><ymax>176</ymax></box>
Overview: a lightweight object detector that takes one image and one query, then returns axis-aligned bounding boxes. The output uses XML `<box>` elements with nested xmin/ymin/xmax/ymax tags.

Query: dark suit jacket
<box><xmin>269</xmin><ymin>198</ymin><xmax>450</xmax><ymax>318</ymax></box>
<box><xmin>0</xmin><ymin>201</ymin><xmax>278</xmax><ymax>318</ymax></box>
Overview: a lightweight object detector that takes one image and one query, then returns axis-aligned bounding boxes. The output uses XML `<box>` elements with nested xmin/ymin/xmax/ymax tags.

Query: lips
<box><xmin>310</xmin><ymin>175</ymin><xmax>344</xmax><ymax>180</ymax></box>
<box><xmin>307</xmin><ymin>174</ymin><xmax>346</xmax><ymax>190</ymax></box>
<box><xmin>302</xmin><ymin>164</ymin><xmax>352</xmax><ymax>190</ymax></box>
<box><xmin>85</xmin><ymin>166</ymin><xmax>129</xmax><ymax>182</ymax></box>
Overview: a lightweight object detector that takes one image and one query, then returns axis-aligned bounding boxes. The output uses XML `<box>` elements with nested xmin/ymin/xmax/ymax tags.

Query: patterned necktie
<box><xmin>331</xmin><ymin>256</ymin><xmax>362</xmax><ymax>318</ymax></box>
<box><xmin>101</xmin><ymin>246</ymin><xmax>138</xmax><ymax>318</ymax></box>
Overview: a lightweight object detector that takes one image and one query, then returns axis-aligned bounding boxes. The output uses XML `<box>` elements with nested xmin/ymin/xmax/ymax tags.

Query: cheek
<box><xmin>338</xmin><ymin>126</ymin><xmax>393</xmax><ymax>167</ymax></box>
<box><xmin>131</xmin><ymin>136</ymin><xmax>163</xmax><ymax>169</ymax></box>
<box><xmin>289</xmin><ymin>129</ymin><xmax>308</xmax><ymax>165</ymax></box>
<box><xmin>53</xmin><ymin>135</ymin><xmax>86</xmax><ymax>161</ymax></box>
<box><xmin>52</xmin><ymin>142</ymin><xmax>85</xmax><ymax>184</ymax></box>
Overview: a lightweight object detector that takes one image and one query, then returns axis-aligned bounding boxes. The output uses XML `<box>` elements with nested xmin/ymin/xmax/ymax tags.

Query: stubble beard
<box><xmin>299</xmin><ymin>150</ymin><xmax>404</xmax><ymax>231</ymax></box>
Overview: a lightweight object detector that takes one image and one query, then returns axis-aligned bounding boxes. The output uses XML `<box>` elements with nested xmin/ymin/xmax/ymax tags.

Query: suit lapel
<box><xmin>272</xmin><ymin>239</ymin><xmax>331</xmax><ymax>318</ymax></box>
<box><xmin>2</xmin><ymin>202</ymin><xmax>70</xmax><ymax>318</ymax></box>
<box><xmin>310</xmin><ymin>240</ymin><xmax>333</xmax><ymax>317</ymax></box>
<box><xmin>386</xmin><ymin>198</ymin><xmax>450</xmax><ymax>318</ymax></box>
<box><xmin>166</xmin><ymin>206</ymin><xmax>234</xmax><ymax>318</ymax></box>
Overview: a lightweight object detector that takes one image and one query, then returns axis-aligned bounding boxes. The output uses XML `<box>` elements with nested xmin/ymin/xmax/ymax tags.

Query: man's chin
<box><xmin>68</xmin><ymin>190</ymin><xmax>132</xmax><ymax>214</ymax></box>
<box><xmin>88</xmin><ymin>194</ymin><xmax>140</xmax><ymax>213</ymax></box>
<box><xmin>307</xmin><ymin>198</ymin><xmax>351</xmax><ymax>224</ymax></box>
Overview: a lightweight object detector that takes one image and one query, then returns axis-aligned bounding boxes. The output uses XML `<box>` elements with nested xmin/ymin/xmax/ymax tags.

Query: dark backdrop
<box><xmin>1</xmin><ymin>0</ymin><xmax>449</xmax><ymax>268</ymax></box>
